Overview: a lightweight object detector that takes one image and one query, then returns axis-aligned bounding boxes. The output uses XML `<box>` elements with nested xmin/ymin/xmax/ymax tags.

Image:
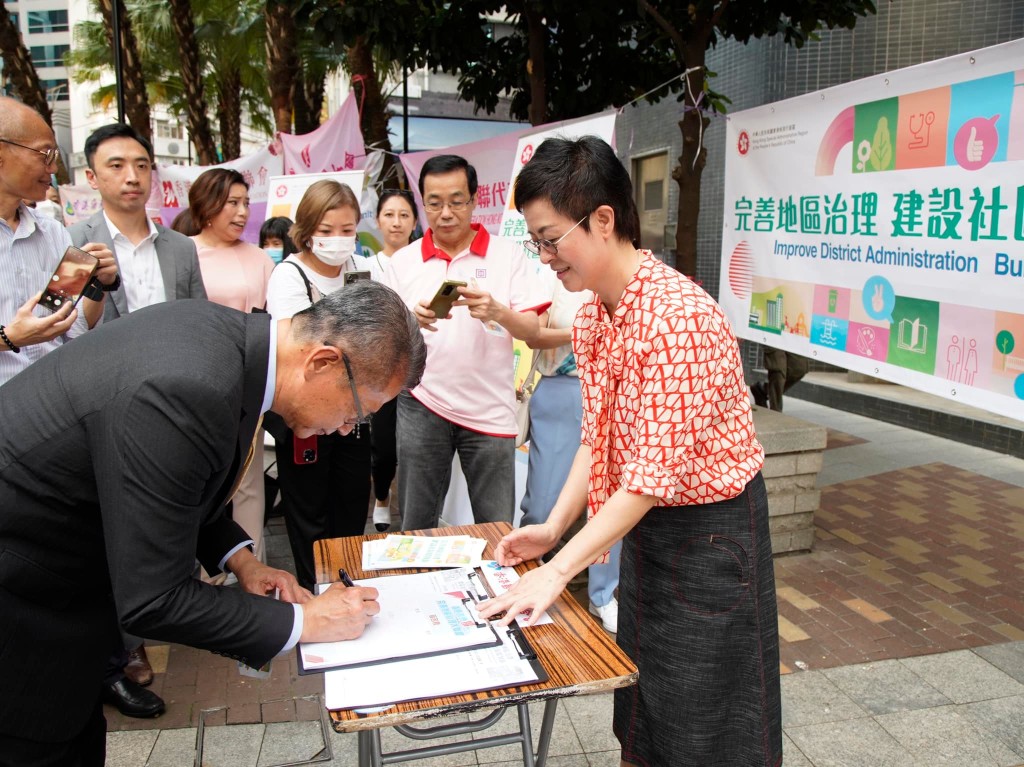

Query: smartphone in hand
<box><xmin>427</xmin><ymin>279</ymin><xmax>467</xmax><ymax>319</ymax></box>
<box><xmin>40</xmin><ymin>246</ymin><xmax>99</xmax><ymax>312</ymax></box>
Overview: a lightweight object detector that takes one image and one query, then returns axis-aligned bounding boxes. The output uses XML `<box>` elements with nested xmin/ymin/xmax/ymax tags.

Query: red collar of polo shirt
<box><xmin>421</xmin><ymin>223</ymin><xmax>490</xmax><ymax>262</ymax></box>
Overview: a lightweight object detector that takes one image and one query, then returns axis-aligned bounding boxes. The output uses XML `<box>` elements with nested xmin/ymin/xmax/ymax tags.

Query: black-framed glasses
<box><xmin>0</xmin><ymin>139</ymin><xmax>59</xmax><ymax>166</ymax></box>
<box><xmin>523</xmin><ymin>215</ymin><xmax>588</xmax><ymax>257</ymax></box>
<box><xmin>341</xmin><ymin>352</ymin><xmax>371</xmax><ymax>425</ymax></box>
<box><xmin>423</xmin><ymin>198</ymin><xmax>472</xmax><ymax>213</ymax></box>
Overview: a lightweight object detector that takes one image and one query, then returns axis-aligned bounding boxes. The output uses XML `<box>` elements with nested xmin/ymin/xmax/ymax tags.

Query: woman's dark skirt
<box><xmin>613</xmin><ymin>472</ymin><xmax>782</xmax><ymax>767</ymax></box>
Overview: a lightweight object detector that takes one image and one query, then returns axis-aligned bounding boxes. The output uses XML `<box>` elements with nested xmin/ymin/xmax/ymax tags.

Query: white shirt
<box><xmin>104</xmin><ymin>213</ymin><xmax>165</xmax><ymax>312</ymax></box>
<box><xmin>0</xmin><ymin>204</ymin><xmax>89</xmax><ymax>385</ymax></box>
<box><xmin>266</xmin><ymin>255</ymin><xmax>347</xmax><ymax>319</ymax></box>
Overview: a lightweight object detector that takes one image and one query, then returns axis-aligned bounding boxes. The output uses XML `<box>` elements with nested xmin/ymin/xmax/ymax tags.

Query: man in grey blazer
<box><xmin>68</xmin><ymin>123</ymin><xmax>207</xmax><ymax>718</ymax></box>
<box><xmin>0</xmin><ymin>282</ymin><xmax>425</xmax><ymax>765</ymax></box>
<box><xmin>68</xmin><ymin>123</ymin><xmax>206</xmax><ymax>321</ymax></box>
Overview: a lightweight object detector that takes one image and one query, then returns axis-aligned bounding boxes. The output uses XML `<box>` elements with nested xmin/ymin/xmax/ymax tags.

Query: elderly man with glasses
<box><xmin>0</xmin><ymin>97</ymin><xmax>118</xmax><ymax>383</ymax></box>
<box><xmin>382</xmin><ymin>154</ymin><xmax>549</xmax><ymax>531</ymax></box>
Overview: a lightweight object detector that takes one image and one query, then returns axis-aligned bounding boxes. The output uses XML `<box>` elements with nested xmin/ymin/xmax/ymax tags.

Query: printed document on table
<box><xmin>324</xmin><ymin>619</ymin><xmax>545</xmax><ymax>710</ymax></box>
<box><xmin>298</xmin><ymin>568</ymin><xmax>499</xmax><ymax>673</ymax></box>
<box><xmin>363</xmin><ymin>534</ymin><xmax>488</xmax><ymax>570</ymax></box>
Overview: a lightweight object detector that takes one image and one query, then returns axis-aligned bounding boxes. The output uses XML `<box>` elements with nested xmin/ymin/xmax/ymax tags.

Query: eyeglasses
<box><xmin>523</xmin><ymin>215</ymin><xmax>588</xmax><ymax>257</ymax></box>
<box><xmin>0</xmin><ymin>139</ymin><xmax>59</xmax><ymax>166</ymax></box>
<box><xmin>341</xmin><ymin>352</ymin><xmax>371</xmax><ymax>426</ymax></box>
<box><xmin>423</xmin><ymin>198</ymin><xmax>472</xmax><ymax>213</ymax></box>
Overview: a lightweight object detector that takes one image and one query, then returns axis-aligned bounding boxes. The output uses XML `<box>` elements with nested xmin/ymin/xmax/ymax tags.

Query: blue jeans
<box><xmin>397</xmin><ymin>393</ymin><xmax>515</xmax><ymax>530</ymax></box>
<box><xmin>520</xmin><ymin>375</ymin><xmax>620</xmax><ymax>607</ymax></box>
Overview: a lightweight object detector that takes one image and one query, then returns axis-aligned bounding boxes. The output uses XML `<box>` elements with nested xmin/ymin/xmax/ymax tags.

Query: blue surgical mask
<box><xmin>265</xmin><ymin>246</ymin><xmax>284</xmax><ymax>264</ymax></box>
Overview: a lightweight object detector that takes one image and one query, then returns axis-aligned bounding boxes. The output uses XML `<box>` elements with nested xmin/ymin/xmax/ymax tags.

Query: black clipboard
<box><xmin>297</xmin><ymin>569</ymin><xmax>503</xmax><ymax>675</ymax></box>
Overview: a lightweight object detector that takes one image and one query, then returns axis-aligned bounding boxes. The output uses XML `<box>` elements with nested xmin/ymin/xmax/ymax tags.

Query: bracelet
<box><xmin>0</xmin><ymin>324</ymin><xmax>20</xmax><ymax>353</ymax></box>
<box><xmin>102</xmin><ymin>274</ymin><xmax>121</xmax><ymax>292</ymax></box>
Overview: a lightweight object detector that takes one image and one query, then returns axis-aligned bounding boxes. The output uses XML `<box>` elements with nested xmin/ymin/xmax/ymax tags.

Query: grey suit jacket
<box><xmin>68</xmin><ymin>210</ymin><xmax>207</xmax><ymax>320</ymax></box>
<box><xmin>0</xmin><ymin>302</ymin><xmax>291</xmax><ymax>742</ymax></box>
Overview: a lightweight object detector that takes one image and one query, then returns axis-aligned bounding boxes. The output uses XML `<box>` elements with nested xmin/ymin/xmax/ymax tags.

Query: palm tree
<box><xmin>166</xmin><ymin>0</ymin><xmax>217</xmax><ymax>163</ymax></box>
<box><xmin>95</xmin><ymin>0</ymin><xmax>152</xmax><ymax>141</ymax></box>
<box><xmin>265</xmin><ymin>0</ymin><xmax>299</xmax><ymax>134</ymax></box>
<box><xmin>0</xmin><ymin>3</ymin><xmax>70</xmax><ymax>182</ymax></box>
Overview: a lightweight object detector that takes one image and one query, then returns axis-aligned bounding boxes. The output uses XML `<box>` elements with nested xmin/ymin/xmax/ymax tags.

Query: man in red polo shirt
<box><xmin>383</xmin><ymin>155</ymin><xmax>549</xmax><ymax>530</ymax></box>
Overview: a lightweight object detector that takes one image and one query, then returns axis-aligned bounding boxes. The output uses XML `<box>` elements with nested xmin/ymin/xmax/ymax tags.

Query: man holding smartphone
<box><xmin>0</xmin><ymin>97</ymin><xmax>117</xmax><ymax>383</ymax></box>
<box><xmin>382</xmin><ymin>154</ymin><xmax>549</xmax><ymax>530</ymax></box>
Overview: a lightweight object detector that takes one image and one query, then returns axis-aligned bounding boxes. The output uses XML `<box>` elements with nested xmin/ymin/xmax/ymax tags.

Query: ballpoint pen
<box><xmin>337</xmin><ymin>568</ymin><xmax>356</xmax><ymax>587</ymax></box>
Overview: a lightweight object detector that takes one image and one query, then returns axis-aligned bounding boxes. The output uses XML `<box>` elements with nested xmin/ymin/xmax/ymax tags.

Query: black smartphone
<box><xmin>40</xmin><ymin>246</ymin><xmax>100</xmax><ymax>312</ymax></box>
<box><xmin>293</xmin><ymin>434</ymin><xmax>318</xmax><ymax>464</ymax></box>
<box><xmin>427</xmin><ymin>279</ymin><xmax>468</xmax><ymax>319</ymax></box>
<box><xmin>344</xmin><ymin>270</ymin><xmax>372</xmax><ymax>285</ymax></box>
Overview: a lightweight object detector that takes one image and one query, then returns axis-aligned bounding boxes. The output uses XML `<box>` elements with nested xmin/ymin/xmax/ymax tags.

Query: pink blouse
<box><xmin>193</xmin><ymin>239</ymin><xmax>275</xmax><ymax>313</ymax></box>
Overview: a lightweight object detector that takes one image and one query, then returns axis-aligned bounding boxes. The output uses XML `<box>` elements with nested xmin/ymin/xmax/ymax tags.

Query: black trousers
<box><xmin>370</xmin><ymin>397</ymin><xmax>398</xmax><ymax>502</ymax></box>
<box><xmin>0</xmin><ymin>699</ymin><xmax>105</xmax><ymax>767</ymax></box>
<box><xmin>275</xmin><ymin>428</ymin><xmax>371</xmax><ymax>590</ymax></box>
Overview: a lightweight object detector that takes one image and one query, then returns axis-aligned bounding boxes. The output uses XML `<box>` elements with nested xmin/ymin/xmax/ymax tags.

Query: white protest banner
<box><xmin>497</xmin><ymin>112</ymin><xmax>618</xmax><ymax>242</ymax></box>
<box><xmin>279</xmin><ymin>92</ymin><xmax>366</xmax><ymax>175</ymax></box>
<box><xmin>156</xmin><ymin>142</ymin><xmax>285</xmax><ymax>242</ymax></box>
<box><xmin>56</xmin><ymin>184</ymin><xmax>104</xmax><ymax>226</ymax></box>
<box><xmin>719</xmin><ymin>39</ymin><xmax>1024</xmax><ymax>421</ymax></box>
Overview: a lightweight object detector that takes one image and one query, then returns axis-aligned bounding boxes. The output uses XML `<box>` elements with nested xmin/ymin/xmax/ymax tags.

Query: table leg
<box><xmin>534</xmin><ymin>699</ymin><xmax>558</xmax><ymax>767</ymax></box>
<box><xmin>358</xmin><ymin>729</ymin><xmax>384</xmax><ymax>767</ymax></box>
<box><xmin>516</xmin><ymin>704</ymin><xmax>535</xmax><ymax>767</ymax></box>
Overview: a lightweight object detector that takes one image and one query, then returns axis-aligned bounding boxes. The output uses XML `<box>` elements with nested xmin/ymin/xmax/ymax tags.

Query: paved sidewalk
<box><xmin>104</xmin><ymin>397</ymin><xmax>1024</xmax><ymax>766</ymax></box>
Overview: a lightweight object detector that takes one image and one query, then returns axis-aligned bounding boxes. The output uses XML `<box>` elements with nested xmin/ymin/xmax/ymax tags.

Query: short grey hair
<box><xmin>292</xmin><ymin>280</ymin><xmax>426</xmax><ymax>391</ymax></box>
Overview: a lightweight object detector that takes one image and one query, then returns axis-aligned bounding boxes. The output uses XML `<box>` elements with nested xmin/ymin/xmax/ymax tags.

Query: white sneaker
<box><xmin>589</xmin><ymin>598</ymin><xmax>618</xmax><ymax>633</ymax></box>
<box><xmin>372</xmin><ymin>503</ymin><xmax>391</xmax><ymax>532</ymax></box>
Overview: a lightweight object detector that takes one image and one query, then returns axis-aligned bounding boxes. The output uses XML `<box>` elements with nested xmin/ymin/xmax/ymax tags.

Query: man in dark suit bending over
<box><xmin>68</xmin><ymin>122</ymin><xmax>208</xmax><ymax>719</ymax></box>
<box><xmin>0</xmin><ymin>281</ymin><xmax>426</xmax><ymax>766</ymax></box>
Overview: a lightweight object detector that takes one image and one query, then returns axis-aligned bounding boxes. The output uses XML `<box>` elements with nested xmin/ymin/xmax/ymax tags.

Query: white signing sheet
<box><xmin>298</xmin><ymin>567</ymin><xmax>499</xmax><ymax>674</ymax></box>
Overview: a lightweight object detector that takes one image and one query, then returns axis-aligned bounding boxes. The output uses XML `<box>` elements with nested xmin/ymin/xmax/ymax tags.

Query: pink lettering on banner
<box><xmin>300</xmin><ymin>145</ymin><xmax>312</xmax><ymax>168</ymax></box>
<box><xmin>476</xmin><ymin>185</ymin><xmax>492</xmax><ymax>208</ymax></box>
<box><xmin>258</xmin><ymin>166</ymin><xmax>268</xmax><ymax>185</ymax></box>
<box><xmin>162</xmin><ymin>181</ymin><xmax>179</xmax><ymax>207</ymax></box>
<box><xmin>345</xmin><ymin>152</ymin><xmax>355</xmax><ymax>169</ymax></box>
<box><xmin>242</xmin><ymin>170</ymin><xmax>254</xmax><ymax>187</ymax></box>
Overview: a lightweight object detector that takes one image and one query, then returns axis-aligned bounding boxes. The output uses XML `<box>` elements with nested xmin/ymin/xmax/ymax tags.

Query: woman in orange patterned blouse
<box><xmin>479</xmin><ymin>136</ymin><xmax>781</xmax><ymax>767</ymax></box>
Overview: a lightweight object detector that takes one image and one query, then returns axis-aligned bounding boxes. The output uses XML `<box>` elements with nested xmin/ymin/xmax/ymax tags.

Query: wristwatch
<box><xmin>81</xmin><ymin>277</ymin><xmax>105</xmax><ymax>302</ymax></box>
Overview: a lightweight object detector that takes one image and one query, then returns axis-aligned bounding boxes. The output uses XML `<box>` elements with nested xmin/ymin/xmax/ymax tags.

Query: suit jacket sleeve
<box><xmin>91</xmin><ymin>373</ymin><xmax>292</xmax><ymax>667</ymax></box>
<box><xmin>181</xmin><ymin>236</ymin><xmax>208</xmax><ymax>300</ymax></box>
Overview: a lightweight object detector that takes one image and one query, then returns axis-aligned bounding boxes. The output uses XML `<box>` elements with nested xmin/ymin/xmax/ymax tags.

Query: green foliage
<box><xmin>68</xmin><ymin>0</ymin><xmax>276</xmax><ymax>139</ymax></box>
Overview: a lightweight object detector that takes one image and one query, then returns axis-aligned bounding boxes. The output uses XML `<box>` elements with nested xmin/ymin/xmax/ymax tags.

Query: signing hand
<box><xmin>1</xmin><ymin>292</ymin><xmax>76</xmax><ymax>349</ymax></box>
<box><xmin>300</xmin><ymin>582</ymin><xmax>381</xmax><ymax>642</ymax></box>
<box><xmin>80</xmin><ymin>242</ymin><xmax>118</xmax><ymax>287</ymax></box>
<box><xmin>475</xmin><ymin>563</ymin><xmax>567</xmax><ymax>627</ymax></box>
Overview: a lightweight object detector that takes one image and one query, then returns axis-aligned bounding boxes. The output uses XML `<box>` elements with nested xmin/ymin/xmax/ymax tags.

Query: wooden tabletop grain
<box><xmin>314</xmin><ymin>522</ymin><xmax>638</xmax><ymax>733</ymax></box>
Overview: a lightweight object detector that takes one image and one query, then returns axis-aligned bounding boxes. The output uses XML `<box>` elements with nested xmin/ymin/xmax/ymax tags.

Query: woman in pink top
<box><xmin>188</xmin><ymin>168</ymin><xmax>275</xmax><ymax>566</ymax></box>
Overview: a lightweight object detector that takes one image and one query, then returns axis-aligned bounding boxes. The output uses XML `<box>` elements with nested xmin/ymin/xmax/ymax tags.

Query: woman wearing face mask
<box><xmin>265</xmin><ymin>180</ymin><xmax>373</xmax><ymax>591</ymax></box>
<box><xmin>259</xmin><ymin>216</ymin><xmax>298</xmax><ymax>265</ymax></box>
<box><xmin>188</xmin><ymin>168</ymin><xmax>275</xmax><ymax>568</ymax></box>
<box><xmin>367</xmin><ymin>189</ymin><xmax>419</xmax><ymax>531</ymax></box>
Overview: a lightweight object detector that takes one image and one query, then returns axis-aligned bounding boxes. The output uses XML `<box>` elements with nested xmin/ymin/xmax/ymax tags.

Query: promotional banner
<box><xmin>399</xmin><ymin>111</ymin><xmax>619</xmax><ymax>238</ymax></box>
<box><xmin>498</xmin><ymin>111</ymin><xmax>618</xmax><ymax>241</ymax></box>
<box><xmin>279</xmin><ymin>92</ymin><xmax>366</xmax><ymax>175</ymax></box>
<box><xmin>56</xmin><ymin>184</ymin><xmax>104</xmax><ymax>226</ymax></box>
<box><xmin>264</xmin><ymin>169</ymin><xmax>369</xmax><ymax>251</ymax></box>
<box><xmin>157</xmin><ymin>143</ymin><xmax>285</xmax><ymax>242</ymax></box>
<box><xmin>720</xmin><ymin>39</ymin><xmax>1024</xmax><ymax>421</ymax></box>
<box><xmin>399</xmin><ymin>126</ymin><xmax>532</xmax><ymax>235</ymax></box>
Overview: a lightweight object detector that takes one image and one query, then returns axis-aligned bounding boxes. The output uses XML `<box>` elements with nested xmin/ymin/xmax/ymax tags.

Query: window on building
<box><xmin>30</xmin><ymin>44</ymin><xmax>70</xmax><ymax>68</ymax></box>
<box><xmin>28</xmin><ymin>9</ymin><xmax>69</xmax><ymax>33</ymax></box>
<box><xmin>155</xmin><ymin>120</ymin><xmax>185</xmax><ymax>140</ymax></box>
<box><xmin>39</xmin><ymin>79</ymin><xmax>69</xmax><ymax>101</ymax></box>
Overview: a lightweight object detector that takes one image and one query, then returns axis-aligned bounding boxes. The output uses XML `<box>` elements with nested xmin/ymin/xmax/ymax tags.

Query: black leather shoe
<box><xmin>102</xmin><ymin>677</ymin><xmax>165</xmax><ymax>718</ymax></box>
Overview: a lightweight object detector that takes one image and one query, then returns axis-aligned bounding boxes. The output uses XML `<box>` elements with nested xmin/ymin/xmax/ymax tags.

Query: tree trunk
<box><xmin>523</xmin><ymin>3</ymin><xmax>546</xmax><ymax>126</ymax></box>
<box><xmin>294</xmin><ymin>63</ymin><xmax>324</xmax><ymax>135</ymax></box>
<box><xmin>167</xmin><ymin>0</ymin><xmax>218</xmax><ymax>164</ymax></box>
<box><xmin>347</xmin><ymin>34</ymin><xmax>393</xmax><ymax>179</ymax></box>
<box><xmin>97</xmin><ymin>0</ymin><xmax>152</xmax><ymax>142</ymax></box>
<box><xmin>0</xmin><ymin>4</ymin><xmax>70</xmax><ymax>182</ymax></box>
<box><xmin>217</xmin><ymin>68</ymin><xmax>242</xmax><ymax>160</ymax></box>
<box><xmin>672</xmin><ymin>33</ymin><xmax>710</xmax><ymax>279</ymax></box>
<box><xmin>264</xmin><ymin>0</ymin><xmax>298</xmax><ymax>134</ymax></box>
